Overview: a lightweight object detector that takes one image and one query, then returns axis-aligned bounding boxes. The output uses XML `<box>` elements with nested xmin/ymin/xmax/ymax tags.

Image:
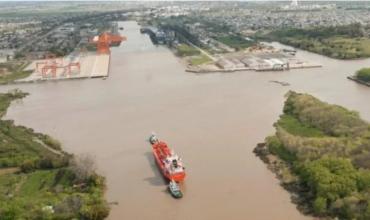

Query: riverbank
<box><xmin>0</xmin><ymin>90</ymin><xmax>109</xmax><ymax>219</ymax></box>
<box><xmin>183</xmin><ymin>47</ymin><xmax>321</xmax><ymax>74</ymax></box>
<box><xmin>255</xmin><ymin>91</ymin><xmax>370</xmax><ymax>219</ymax></box>
<box><xmin>347</xmin><ymin>76</ymin><xmax>370</xmax><ymax>87</ymax></box>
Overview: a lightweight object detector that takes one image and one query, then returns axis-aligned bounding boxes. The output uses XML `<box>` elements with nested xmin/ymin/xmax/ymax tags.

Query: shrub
<box><xmin>356</xmin><ymin>68</ymin><xmax>370</xmax><ymax>82</ymax></box>
<box><xmin>80</xmin><ymin>198</ymin><xmax>110</xmax><ymax>220</ymax></box>
<box><xmin>301</xmin><ymin>158</ymin><xmax>358</xmax><ymax>199</ymax></box>
<box><xmin>38</xmin><ymin>155</ymin><xmax>69</xmax><ymax>170</ymax></box>
<box><xmin>70</xmin><ymin>154</ymin><xmax>97</xmax><ymax>183</ymax></box>
<box><xmin>54</xmin><ymin>168</ymin><xmax>76</xmax><ymax>186</ymax></box>
<box><xmin>54</xmin><ymin>195</ymin><xmax>83</xmax><ymax>218</ymax></box>
<box><xmin>38</xmin><ymin>156</ymin><xmax>54</xmax><ymax>169</ymax></box>
<box><xmin>41</xmin><ymin>135</ymin><xmax>62</xmax><ymax>151</ymax></box>
<box><xmin>20</xmin><ymin>159</ymin><xmax>36</xmax><ymax>173</ymax></box>
<box><xmin>313</xmin><ymin>197</ymin><xmax>327</xmax><ymax>215</ymax></box>
<box><xmin>266</xmin><ymin>135</ymin><xmax>296</xmax><ymax>162</ymax></box>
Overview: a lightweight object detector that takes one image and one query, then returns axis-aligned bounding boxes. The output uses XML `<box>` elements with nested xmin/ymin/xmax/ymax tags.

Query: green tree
<box><xmin>300</xmin><ymin>157</ymin><xmax>358</xmax><ymax>203</ymax></box>
<box><xmin>313</xmin><ymin>197</ymin><xmax>327</xmax><ymax>215</ymax></box>
<box><xmin>356</xmin><ymin>68</ymin><xmax>370</xmax><ymax>82</ymax></box>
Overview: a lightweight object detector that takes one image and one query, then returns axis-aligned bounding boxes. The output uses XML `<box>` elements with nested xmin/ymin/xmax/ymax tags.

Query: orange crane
<box><xmin>91</xmin><ymin>32</ymin><xmax>126</xmax><ymax>54</ymax></box>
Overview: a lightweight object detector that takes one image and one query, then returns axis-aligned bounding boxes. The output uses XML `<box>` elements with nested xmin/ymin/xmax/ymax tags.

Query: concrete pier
<box><xmin>18</xmin><ymin>52</ymin><xmax>110</xmax><ymax>83</ymax></box>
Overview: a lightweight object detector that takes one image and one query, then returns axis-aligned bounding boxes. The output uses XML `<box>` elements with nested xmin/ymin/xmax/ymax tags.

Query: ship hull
<box><xmin>152</xmin><ymin>147</ymin><xmax>185</xmax><ymax>182</ymax></box>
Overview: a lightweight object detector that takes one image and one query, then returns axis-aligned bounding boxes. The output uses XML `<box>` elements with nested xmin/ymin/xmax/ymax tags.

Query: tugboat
<box><xmin>168</xmin><ymin>180</ymin><xmax>183</xmax><ymax>199</ymax></box>
<box><xmin>149</xmin><ymin>134</ymin><xmax>186</xmax><ymax>182</ymax></box>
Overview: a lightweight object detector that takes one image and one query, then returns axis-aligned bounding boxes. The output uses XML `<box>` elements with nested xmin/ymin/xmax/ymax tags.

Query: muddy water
<box><xmin>3</xmin><ymin>21</ymin><xmax>370</xmax><ymax>220</ymax></box>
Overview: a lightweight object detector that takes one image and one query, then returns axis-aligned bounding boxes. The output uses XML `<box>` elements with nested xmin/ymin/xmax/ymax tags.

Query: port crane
<box><xmin>35</xmin><ymin>54</ymin><xmax>80</xmax><ymax>78</ymax></box>
<box><xmin>34</xmin><ymin>32</ymin><xmax>125</xmax><ymax>78</ymax></box>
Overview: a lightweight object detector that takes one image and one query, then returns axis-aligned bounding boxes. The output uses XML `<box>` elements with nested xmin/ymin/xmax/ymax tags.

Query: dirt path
<box><xmin>0</xmin><ymin>167</ymin><xmax>20</xmax><ymax>176</ymax></box>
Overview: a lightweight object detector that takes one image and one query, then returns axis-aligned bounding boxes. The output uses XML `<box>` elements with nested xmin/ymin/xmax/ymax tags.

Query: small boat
<box><xmin>168</xmin><ymin>180</ymin><xmax>183</xmax><ymax>198</ymax></box>
<box><xmin>149</xmin><ymin>134</ymin><xmax>186</xmax><ymax>182</ymax></box>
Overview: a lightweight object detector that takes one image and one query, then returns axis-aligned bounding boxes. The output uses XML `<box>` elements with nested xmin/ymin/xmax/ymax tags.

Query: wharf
<box><xmin>17</xmin><ymin>53</ymin><xmax>110</xmax><ymax>83</ymax></box>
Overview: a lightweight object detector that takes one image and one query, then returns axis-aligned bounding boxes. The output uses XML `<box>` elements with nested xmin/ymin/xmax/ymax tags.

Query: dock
<box><xmin>16</xmin><ymin>52</ymin><xmax>110</xmax><ymax>83</ymax></box>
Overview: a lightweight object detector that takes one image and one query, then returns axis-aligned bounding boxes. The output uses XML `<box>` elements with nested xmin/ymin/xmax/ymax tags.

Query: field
<box><xmin>176</xmin><ymin>44</ymin><xmax>201</xmax><ymax>57</ymax></box>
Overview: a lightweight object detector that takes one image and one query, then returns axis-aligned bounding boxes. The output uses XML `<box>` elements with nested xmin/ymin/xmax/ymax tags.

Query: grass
<box><xmin>216</xmin><ymin>35</ymin><xmax>255</xmax><ymax>50</ymax></box>
<box><xmin>0</xmin><ymin>70</ymin><xmax>32</xmax><ymax>84</ymax></box>
<box><xmin>189</xmin><ymin>54</ymin><xmax>212</xmax><ymax>66</ymax></box>
<box><xmin>0</xmin><ymin>169</ymin><xmax>83</xmax><ymax>219</ymax></box>
<box><xmin>18</xmin><ymin>170</ymin><xmax>56</xmax><ymax>197</ymax></box>
<box><xmin>0</xmin><ymin>61</ymin><xmax>32</xmax><ymax>84</ymax></box>
<box><xmin>176</xmin><ymin>44</ymin><xmax>200</xmax><ymax>57</ymax></box>
<box><xmin>277</xmin><ymin>114</ymin><xmax>325</xmax><ymax>137</ymax></box>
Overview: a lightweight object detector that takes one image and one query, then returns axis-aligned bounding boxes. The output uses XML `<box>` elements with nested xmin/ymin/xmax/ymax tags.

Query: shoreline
<box><xmin>347</xmin><ymin>76</ymin><xmax>370</xmax><ymax>87</ymax></box>
<box><xmin>253</xmin><ymin>143</ymin><xmax>315</xmax><ymax>218</ymax></box>
<box><xmin>186</xmin><ymin>64</ymin><xmax>322</xmax><ymax>74</ymax></box>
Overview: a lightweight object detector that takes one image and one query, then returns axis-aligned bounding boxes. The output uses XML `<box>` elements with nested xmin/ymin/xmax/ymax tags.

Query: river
<box><xmin>2</xmin><ymin>21</ymin><xmax>370</xmax><ymax>220</ymax></box>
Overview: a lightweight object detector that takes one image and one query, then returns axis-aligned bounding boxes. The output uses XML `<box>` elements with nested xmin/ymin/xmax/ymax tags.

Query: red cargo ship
<box><xmin>149</xmin><ymin>134</ymin><xmax>186</xmax><ymax>182</ymax></box>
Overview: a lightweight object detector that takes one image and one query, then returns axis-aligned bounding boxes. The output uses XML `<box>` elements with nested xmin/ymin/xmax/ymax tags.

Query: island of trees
<box><xmin>255</xmin><ymin>91</ymin><xmax>370</xmax><ymax>219</ymax></box>
<box><xmin>0</xmin><ymin>90</ymin><xmax>109</xmax><ymax>219</ymax></box>
<box><xmin>257</xmin><ymin>23</ymin><xmax>370</xmax><ymax>60</ymax></box>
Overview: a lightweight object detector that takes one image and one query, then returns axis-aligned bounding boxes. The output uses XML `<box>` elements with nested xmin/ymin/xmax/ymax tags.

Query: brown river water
<box><xmin>2</xmin><ymin>21</ymin><xmax>370</xmax><ymax>220</ymax></box>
